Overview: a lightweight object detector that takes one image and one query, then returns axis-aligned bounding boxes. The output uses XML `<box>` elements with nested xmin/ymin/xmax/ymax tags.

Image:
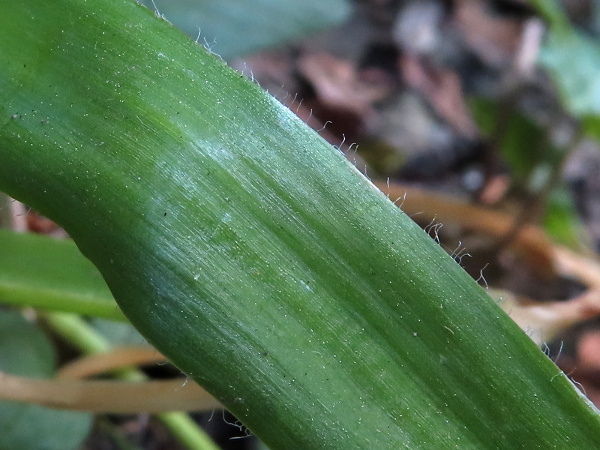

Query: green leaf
<box><xmin>528</xmin><ymin>0</ymin><xmax>571</xmax><ymax>31</ymax></box>
<box><xmin>1</xmin><ymin>0</ymin><xmax>600</xmax><ymax>448</ymax></box>
<box><xmin>543</xmin><ymin>186</ymin><xmax>586</xmax><ymax>247</ymax></box>
<box><xmin>469</xmin><ymin>97</ymin><xmax>546</xmax><ymax>181</ymax></box>
<box><xmin>539</xmin><ymin>29</ymin><xmax>600</xmax><ymax>117</ymax></box>
<box><xmin>0</xmin><ymin>311</ymin><xmax>93</xmax><ymax>450</ymax></box>
<box><xmin>0</xmin><ymin>229</ymin><xmax>125</xmax><ymax>321</ymax></box>
<box><xmin>583</xmin><ymin>113</ymin><xmax>600</xmax><ymax>142</ymax></box>
<box><xmin>0</xmin><ymin>311</ymin><xmax>55</xmax><ymax>376</ymax></box>
<box><xmin>531</xmin><ymin>0</ymin><xmax>600</xmax><ymax>120</ymax></box>
<box><xmin>90</xmin><ymin>318</ymin><xmax>148</xmax><ymax>347</ymax></box>
<box><xmin>138</xmin><ymin>0</ymin><xmax>352</xmax><ymax>59</ymax></box>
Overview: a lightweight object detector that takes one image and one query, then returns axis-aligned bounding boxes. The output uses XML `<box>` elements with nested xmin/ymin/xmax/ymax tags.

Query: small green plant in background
<box><xmin>2</xmin><ymin>0</ymin><xmax>600</xmax><ymax>449</ymax></box>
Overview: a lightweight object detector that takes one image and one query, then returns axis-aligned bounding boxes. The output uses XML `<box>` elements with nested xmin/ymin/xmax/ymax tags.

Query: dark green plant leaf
<box><xmin>528</xmin><ymin>0</ymin><xmax>571</xmax><ymax>31</ymax></box>
<box><xmin>0</xmin><ymin>311</ymin><xmax>93</xmax><ymax>450</ymax></box>
<box><xmin>469</xmin><ymin>97</ymin><xmax>546</xmax><ymax>181</ymax></box>
<box><xmin>138</xmin><ymin>0</ymin><xmax>352</xmax><ymax>59</ymax></box>
<box><xmin>583</xmin><ymin>114</ymin><xmax>600</xmax><ymax>142</ymax></box>
<box><xmin>1</xmin><ymin>1</ymin><xmax>600</xmax><ymax>448</ymax></box>
<box><xmin>543</xmin><ymin>186</ymin><xmax>586</xmax><ymax>247</ymax></box>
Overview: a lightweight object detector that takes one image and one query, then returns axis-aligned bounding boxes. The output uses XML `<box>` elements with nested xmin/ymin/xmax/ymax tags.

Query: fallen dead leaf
<box><xmin>400</xmin><ymin>53</ymin><xmax>478</xmax><ymax>137</ymax></box>
<box><xmin>0</xmin><ymin>372</ymin><xmax>220</xmax><ymax>413</ymax></box>
<box><xmin>453</xmin><ymin>0</ymin><xmax>526</xmax><ymax>67</ymax></box>
<box><xmin>297</xmin><ymin>52</ymin><xmax>391</xmax><ymax>119</ymax></box>
<box><xmin>496</xmin><ymin>289</ymin><xmax>600</xmax><ymax>345</ymax></box>
<box><xmin>58</xmin><ymin>346</ymin><xmax>169</xmax><ymax>379</ymax></box>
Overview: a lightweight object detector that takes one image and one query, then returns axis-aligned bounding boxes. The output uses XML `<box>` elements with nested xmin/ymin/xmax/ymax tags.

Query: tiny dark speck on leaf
<box><xmin>163</xmin><ymin>212</ymin><xmax>167</xmax><ymax>217</ymax></box>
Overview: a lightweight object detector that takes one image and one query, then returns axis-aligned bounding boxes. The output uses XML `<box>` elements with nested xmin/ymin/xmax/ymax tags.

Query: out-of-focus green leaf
<box><xmin>469</xmin><ymin>97</ymin><xmax>496</xmax><ymax>135</ymax></box>
<box><xmin>90</xmin><ymin>318</ymin><xmax>148</xmax><ymax>347</ymax></box>
<box><xmin>583</xmin><ymin>115</ymin><xmax>600</xmax><ymax>142</ymax></box>
<box><xmin>528</xmin><ymin>0</ymin><xmax>570</xmax><ymax>31</ymax></box>
<box><xmin>531</xmin><ymin>0</ymin><xmax>600</xmax><ymax>126</ymax></box>
<box><xmin>539</xmin><ymin>29</ymin><xmax>600</xmax><ymax>117</ymax></box>
<box><xmin>543</xmin><ymin>186</ymin><xmax>586</xmax><ymax>247</ymax></box>
<box><xmin>138</xmin><ymin>0</ymin><xmax>352</xmax><ymax>59</ymax></box>
<box><xmin>0</xmin><ymin>311</ymin><xmax>55</xmax><ymax>375</ymax></box>
<box><xmin>470</xmin><ymin>97</ymin><xmax>546</xmax><ymax>181</ymax></box>
<box><xmin>0</xmin><ymin>311</ymin><xmax>93</xmax><ymax>450</ymax></box>
<box><xmin>0</xmin><ymin>229</ymin><xmax>124</xmax><ymax>320</ymax></box>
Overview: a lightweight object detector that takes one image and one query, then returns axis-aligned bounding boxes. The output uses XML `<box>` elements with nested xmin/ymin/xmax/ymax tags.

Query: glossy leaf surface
<box><xmin>1</xmin><ymin>1</ymin><xmax>600</xmax><ymax>448</ymax></box>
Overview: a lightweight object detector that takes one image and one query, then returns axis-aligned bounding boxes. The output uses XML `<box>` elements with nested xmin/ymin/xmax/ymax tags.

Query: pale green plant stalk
<box><xmin>1</xmin><ymin>0</ymin><xmax>600</xmax><ymax>448</ymax></box>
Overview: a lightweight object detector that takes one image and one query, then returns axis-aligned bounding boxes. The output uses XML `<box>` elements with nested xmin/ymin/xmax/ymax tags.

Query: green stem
<box><xmin>45</xmin><ymin>312</ymin><xmax>110</xmax><ymax>354</ymax></box>
<box><xmin>157</xmin><ymin>412</ymin><xmax>221</xmax><ymax>450</ymax></box>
